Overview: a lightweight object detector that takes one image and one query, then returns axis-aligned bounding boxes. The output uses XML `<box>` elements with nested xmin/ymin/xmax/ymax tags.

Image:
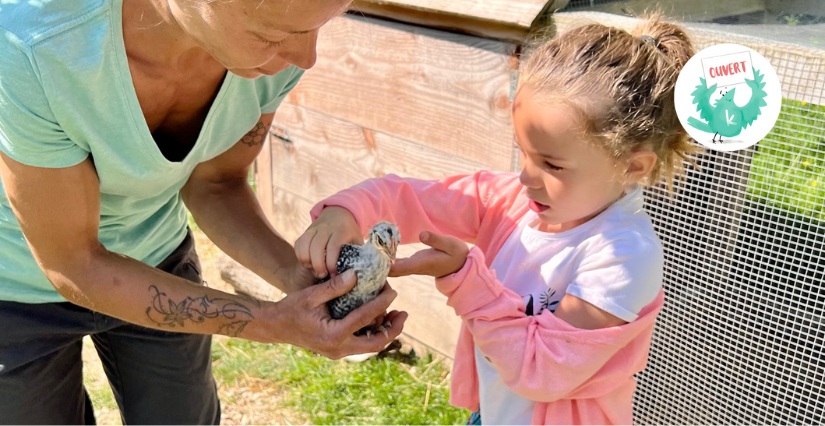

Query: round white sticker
<box><xmin>674</xmin><ymin>43</ymin><xmax>782</xmax><ymax>152</ymax></box>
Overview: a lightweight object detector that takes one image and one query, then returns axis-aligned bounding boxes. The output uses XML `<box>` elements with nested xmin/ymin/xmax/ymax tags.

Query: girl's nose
<box><xmin>278</xmin><ymin>30</ymin><xmax>319</xmax><ymax>70</ymax></box>
<box><xmin>519</xmin><ymin>164</ymin><xmax>542</xmax><ymax>189</ymax></box>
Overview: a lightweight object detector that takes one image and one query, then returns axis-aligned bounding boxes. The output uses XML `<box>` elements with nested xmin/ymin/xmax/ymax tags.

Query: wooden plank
<box><xmin>270</xmin><ymin>103</ymin><xmax>490</xmax><ymax>202</ymax></box>
<box><xmin>267</xmin><ymin>186</ymin><xmax>462</xmax><ymax>358</ymax></box>
<box><xmin>351</xmin><ymin>0</ymin><xmax>568</xmax><ymax>42</ymax></box>
<box><xmin>287</xmin><ymin>15</ymin><xmax>517</xmax><ymax>172</ymax></box>
<box><xmin>269</xmin><ymin>186</ymin><xmax>314</xmax><ymax>243</ymax></box>
<box><xmin>390</xmin><ymin>243</ymin><xmax>462</xmax><ymax>358</ymax></box>
<box><xmin>353</xmin><ymin>0</ymin><xmax>559</xmax><ymax>28</ymax></box>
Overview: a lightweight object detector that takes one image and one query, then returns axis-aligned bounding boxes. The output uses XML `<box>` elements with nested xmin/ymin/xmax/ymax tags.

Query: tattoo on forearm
<box><xmin>241</xmin><ymin>122</ymin><xmax>268</xmax><ymax>147</ymax></box>
<box><xmin>145</xmin><ymin>285</ymin><xmax>255</xmax><ymax>336</ymax></box>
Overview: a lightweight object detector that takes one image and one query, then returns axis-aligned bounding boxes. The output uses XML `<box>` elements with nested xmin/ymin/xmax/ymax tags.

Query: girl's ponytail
<box><xmin>631</xmin><ymin>15</ymin><xmax>694</xmax><ymax>71</ymax></box>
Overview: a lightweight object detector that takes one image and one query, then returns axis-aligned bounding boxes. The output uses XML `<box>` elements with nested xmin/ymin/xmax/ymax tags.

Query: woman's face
<box><xmin>170</xmin><ymin>0</ymin><xmax>351</xmax><ymax>78</ymax></box>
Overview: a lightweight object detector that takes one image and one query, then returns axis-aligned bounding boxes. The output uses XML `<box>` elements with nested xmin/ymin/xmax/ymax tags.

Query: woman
<box><xmin>0</xmin><ymin>0</ymin><xmax>406</xmax><ymax>423</ymax></box>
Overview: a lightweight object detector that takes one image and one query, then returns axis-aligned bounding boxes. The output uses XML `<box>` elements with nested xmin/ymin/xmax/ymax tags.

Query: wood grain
<box><xmin>351</xmin><ymin>0</ymin><xmax>569</xmax><ymax>42</ymax></box>
<box><xmin>269</xmin><ymin>104</ymin><xmax>491</xmax><ymax>202</ymax></box>
<box><xmin>353</xmin><ymin>0</ymin><xmax>559</xmax><ymax>28</ymax></box>
<box><xmin>390</xmin><ymin>243</ymin><xmax>462</xmax><ymax>358</ymax></box>
<box><xmin>287</xmin><ymin>15</ymin><xmax>517</xmax><ymax>172</ymax></box>
<box><xmin>268</xmin><ymin>186</ymin><xmax>314</xmax><ymax>243</ymax></box>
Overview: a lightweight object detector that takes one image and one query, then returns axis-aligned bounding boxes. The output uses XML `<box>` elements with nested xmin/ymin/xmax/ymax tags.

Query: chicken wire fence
<box><xmin>562</xmin><ymin>0</ymin><xmax>824</xmax><ymax>26</ymax></box>
<box><xmin>551</xmin><ymin>6</ymin><xmax>824</xmax><ymax>425</ymax></box>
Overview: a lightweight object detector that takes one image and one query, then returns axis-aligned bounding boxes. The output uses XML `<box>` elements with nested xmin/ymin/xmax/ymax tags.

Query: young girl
<box><xmin>296</xmin><ymin>16</ymin><xmax>699</xmax><ymax>425</ymax></box>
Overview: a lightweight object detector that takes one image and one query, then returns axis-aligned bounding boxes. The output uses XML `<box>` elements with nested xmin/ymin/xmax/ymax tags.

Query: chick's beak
<box><xmin>390</xmin><ymin>238</ymin><xmax>398</xmax><ymax>262</ymax></box>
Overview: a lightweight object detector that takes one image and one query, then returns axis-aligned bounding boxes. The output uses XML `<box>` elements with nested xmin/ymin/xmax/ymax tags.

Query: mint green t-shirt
<box><xmin>0</xmin><ymin>0</ymin><xmax>303</xmax><ymax>303</ymax></box>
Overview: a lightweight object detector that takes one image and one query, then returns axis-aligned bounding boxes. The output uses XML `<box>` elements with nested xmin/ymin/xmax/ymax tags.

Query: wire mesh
<box><xmin>550</xmin><ymin>2</ymin><xmax>825</xmax><ymax>423</ymax></box>
<box><xmin>562</xmin><ymin>0</ymin><xmax>825</xmax><ymax>26</ymax></box>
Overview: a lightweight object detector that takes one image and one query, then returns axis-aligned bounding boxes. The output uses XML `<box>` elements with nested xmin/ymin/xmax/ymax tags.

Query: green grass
<box><xmin>747</xmin><ymin>99</ymin><xmax>825</xmax><ymax>220</ymax></box>
<box><xmin>187</xmin><ymin>212</ymin><xmax>200</xmax><ymax>233</ymax></box>
<box><xmin>82</xmin><ymin>338</ymin><xmax>123</xmax><ymax>425</ymax></box>
<box><xmin>212</xmin><ymin>339</ymin><xmax>470</xmax><ymax>425</ymax></box>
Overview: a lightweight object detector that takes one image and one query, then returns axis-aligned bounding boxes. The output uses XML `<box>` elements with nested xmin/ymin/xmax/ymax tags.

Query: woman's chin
<box><xmin>229</xmin><ymin>68</ymin><xmax>263</xmax><ymax>79</ymax></box>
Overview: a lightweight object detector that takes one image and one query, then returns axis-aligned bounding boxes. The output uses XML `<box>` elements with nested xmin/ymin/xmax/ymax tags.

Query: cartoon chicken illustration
<box><xmin>687</xmin><ymin>66</ymin><xmax>769</xmax><ymax>143</ymax></box>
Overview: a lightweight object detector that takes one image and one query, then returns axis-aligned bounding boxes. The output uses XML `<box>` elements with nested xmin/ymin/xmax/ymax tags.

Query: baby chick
<box><xmin>326</xmin><ymin>222</ymin><xmax>400</xmax><ymax>336</ymax></box>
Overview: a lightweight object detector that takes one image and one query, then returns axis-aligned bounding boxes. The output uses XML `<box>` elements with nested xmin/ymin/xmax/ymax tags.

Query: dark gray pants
<box><xmin>0</xmin><ymin>230</ymin><xmax>221</xmax><ymax>425</ymax></box>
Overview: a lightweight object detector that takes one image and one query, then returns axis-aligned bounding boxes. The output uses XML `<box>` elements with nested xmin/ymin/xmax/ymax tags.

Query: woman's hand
<box><xmin>273</xmin><ymin>261</ymin><xmax>317</xmax><ymax>294</ymax></box>
<box><xmin>389</xmin><ymin>231</ymin><xmax>469</xmax><ymax>278</ymax></box>
<box><xmin>264</xmin><ymin>270</ymin><xmax>408</xmax><ymax>359</ymax></box>
<box><xmin>295</xmin><ymin>207</ymin><xmax>363</xmax><ymax>279</ymax></box>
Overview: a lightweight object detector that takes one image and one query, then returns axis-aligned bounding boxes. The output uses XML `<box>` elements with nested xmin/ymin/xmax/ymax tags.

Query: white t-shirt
<box><xmin>475</xmin><ymin>185</ymin><xmax>664</xmax><ymax>425</ymax></box>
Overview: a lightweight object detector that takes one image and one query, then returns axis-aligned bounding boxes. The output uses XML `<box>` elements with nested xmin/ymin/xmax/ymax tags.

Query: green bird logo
<box><xmin>687</xmin><ymin>66</ymin><xmax>769</xmax><ymax>143</ymax></box>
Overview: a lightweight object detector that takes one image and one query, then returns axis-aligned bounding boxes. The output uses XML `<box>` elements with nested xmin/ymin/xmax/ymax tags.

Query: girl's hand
<box><xmin>295</xmin><ymin>207</ymin><xmax>363</xmax><ymax>279</ymax></box>
<box><xmin>389</xmin><ymin>231</ymin><xmax>469</xmax><ymax>278</ymax></box>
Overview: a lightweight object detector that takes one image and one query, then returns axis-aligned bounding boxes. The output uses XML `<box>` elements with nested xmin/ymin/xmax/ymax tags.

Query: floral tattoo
<box><xmin>146</xmin><ymin>285</ymin><xmax>257</xmax><ymax>336</ymax></box>
<box><xmin>241</xmin><ymin>122</ymin><xmax>268</xmax><ymax>147</ymax></box>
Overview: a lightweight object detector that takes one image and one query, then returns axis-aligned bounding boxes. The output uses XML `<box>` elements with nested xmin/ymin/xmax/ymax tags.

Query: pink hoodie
<box><xmin>311</xmin><ymin>170</ymin><xmax>664</xmax><ymax>425</ymax></box>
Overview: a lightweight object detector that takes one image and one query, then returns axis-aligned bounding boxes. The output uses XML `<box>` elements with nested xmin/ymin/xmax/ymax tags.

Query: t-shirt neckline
<box><xmin>111</xmin><ymin>0</ymin><xmax>234</xmax><ymax>167</ymax></box>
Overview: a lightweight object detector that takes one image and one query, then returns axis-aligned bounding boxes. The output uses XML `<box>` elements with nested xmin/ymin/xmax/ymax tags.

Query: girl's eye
<box><xmin>544</xmin><ymin>161</ymin><xmax>563</xmax><ymax>171</ymax></box>
<box><xmin>257</xmin><ymin>35</ymin><xmax>287</xmax><ymax>48</ymax></box>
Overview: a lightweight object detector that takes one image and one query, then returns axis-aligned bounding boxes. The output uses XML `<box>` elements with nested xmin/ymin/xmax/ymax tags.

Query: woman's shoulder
<box><xmin>0</xmin><ymin>0</ymin><xmax>109</xmax><ymax>48</ymax></box>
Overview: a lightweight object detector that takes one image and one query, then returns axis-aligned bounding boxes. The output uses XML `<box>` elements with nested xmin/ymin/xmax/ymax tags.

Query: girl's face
<box><xmin>170</xmin><ymin>0</ymin><xmax>351</xmax><ymax>79</ymax></box>
<box><xmin>512</xmin><ymin>89</ymin><xmax>643</xmax><ymax>233</ymax></box>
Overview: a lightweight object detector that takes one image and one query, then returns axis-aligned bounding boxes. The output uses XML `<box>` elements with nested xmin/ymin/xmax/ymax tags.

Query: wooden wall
<box><xmin>351</xmin><ymin>0</ymin><xmax>568</xmax><ymax>42</ymax></box>
<box><xmin>258</xmin><ymin>14</ymin><xmax>518</xmax><ymax>357</ymax></box>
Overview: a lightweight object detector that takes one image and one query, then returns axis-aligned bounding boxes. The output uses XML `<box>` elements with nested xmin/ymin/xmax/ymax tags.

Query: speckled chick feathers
<box><xmin>327</xmin><ymin>222</ymin><xmax>400</xmax><ymax>320</ymax></box>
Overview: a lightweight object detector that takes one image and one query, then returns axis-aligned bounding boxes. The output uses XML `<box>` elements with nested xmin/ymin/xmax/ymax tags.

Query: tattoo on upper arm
<box><xmin>145</xmin><ymin>285</ymin><xmax>257</xmax><ymax>336</ymax></box>
<box><xmin>240</xmin><ymin>122</ymin><xmax>268</xmax><ymax>147</ymax></box>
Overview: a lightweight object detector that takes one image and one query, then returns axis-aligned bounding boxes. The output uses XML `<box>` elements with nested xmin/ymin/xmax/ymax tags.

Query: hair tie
<box><xmin>639</xmin><ymin>35</ymin><xmax>658</xmax><ymax>47</ymax></box>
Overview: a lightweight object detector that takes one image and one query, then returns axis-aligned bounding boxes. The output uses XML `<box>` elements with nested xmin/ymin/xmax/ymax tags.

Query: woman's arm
<box><xmin>0</xmin><ymin>152</ymin><xmax>405</xmax><ymax>359</ymax></box>
<box><xmin>181</xmin><ymin>113</ymin><xmax>312</xmax><ymax>294</ymax></box>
